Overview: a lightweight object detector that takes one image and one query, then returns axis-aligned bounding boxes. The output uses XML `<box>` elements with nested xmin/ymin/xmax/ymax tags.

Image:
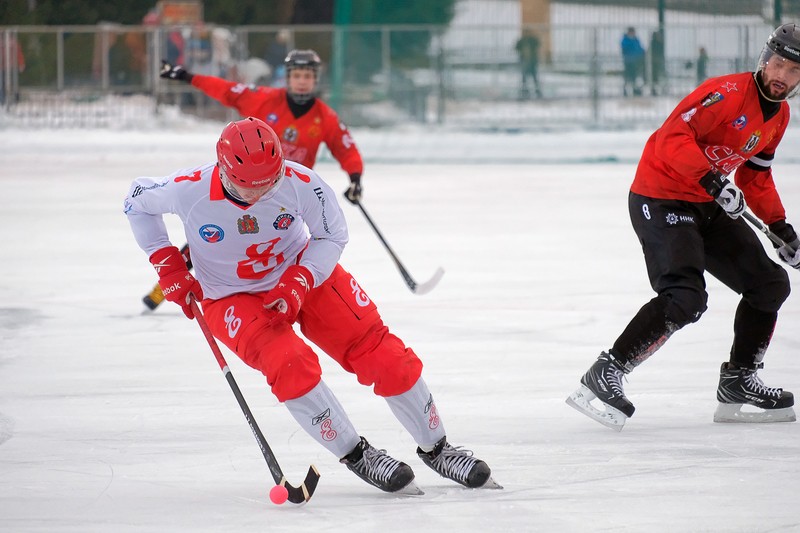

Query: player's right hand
<box><xmin>150</xmin><ymin>246</ymin><xmax>203</xmax><ymax>318</ymax></box>
<box><xmin>160</xmin><ymin>60</ymin><xmax>193</xmax><ymax>83</ymax></box>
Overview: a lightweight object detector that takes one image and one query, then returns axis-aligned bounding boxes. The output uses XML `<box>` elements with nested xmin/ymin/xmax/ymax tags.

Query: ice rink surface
<box><xmin>1</xmin><ymin>124</ymin><xmax>800</xmax><ymax>532</ymax></box>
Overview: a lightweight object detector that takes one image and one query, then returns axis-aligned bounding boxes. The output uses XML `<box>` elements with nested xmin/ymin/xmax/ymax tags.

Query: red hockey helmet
<box><xmin>216</xmin><ymin>117</ymin><xmax>285</xmax><ymax>202</ymax></box>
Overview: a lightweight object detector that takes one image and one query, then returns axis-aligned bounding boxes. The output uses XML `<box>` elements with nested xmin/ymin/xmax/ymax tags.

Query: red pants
<box><xmin>201</xmin><ymin>264</ymin><xmax>423</xmax><ymax>402</ymax></box>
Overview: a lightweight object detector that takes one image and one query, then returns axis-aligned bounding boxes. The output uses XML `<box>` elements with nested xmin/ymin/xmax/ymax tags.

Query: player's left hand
<box><xmin>343</xmin><ymin>172</ymin><xmax>362</xmax><ymax>204</ymax></box>
<box><xmin>263</xmin><ymin>265</ymin><xmax>313</xmax><ymax>323</ymax></box>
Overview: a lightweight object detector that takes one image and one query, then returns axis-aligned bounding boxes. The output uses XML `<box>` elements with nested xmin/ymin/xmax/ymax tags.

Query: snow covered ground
<box><xmin>2</xmin><ymin>123</ymin><xmax>800</xmax><ymax>532</ymax></box>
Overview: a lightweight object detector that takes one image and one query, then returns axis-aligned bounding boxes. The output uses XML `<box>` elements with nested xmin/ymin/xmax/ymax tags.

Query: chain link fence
<box><xmin>0</xmin><ymin>18</ymin><xmax>796</xmax><ymax>130</ymax></box>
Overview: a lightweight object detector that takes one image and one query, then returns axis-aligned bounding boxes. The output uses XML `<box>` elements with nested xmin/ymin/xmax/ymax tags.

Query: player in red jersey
<box><xmin>160</xmin><ymin>49</ymin><xmax>364</xmax><ymax>203</ymax></box>
<box><xmin>567</xmin><ymin>23</ymin><xmax>800</xmax><ymax>430</ymax></box>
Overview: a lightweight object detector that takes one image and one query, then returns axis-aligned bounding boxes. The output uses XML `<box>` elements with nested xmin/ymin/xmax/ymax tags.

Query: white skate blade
<box><xmin>478</xmin><ymin>477</ymin><xmax>503</xmax><ymax>490</ymax></box>
<box><xmin>566</xmin><ymin>385</ymin><xmax>628</xmax><ymax>432</ymax></box>
<box><xmin>713</xmin><ymin>403</ymin><xmax>796</xmax><ymax>423</ymax></box>
<box><xmin>396</xmin><ymin>479</ymin><xmax>425</xmax><ymax>495</ymax></box>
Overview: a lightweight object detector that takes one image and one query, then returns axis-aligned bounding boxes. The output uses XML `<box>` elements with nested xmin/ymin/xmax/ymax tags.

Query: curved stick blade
<box><xmin>412</xmin><ymin>267</ymin><xmax>445</xmax><ymax>295</ymax></box>
<box><xmin>283</xmin><ymin>465</ymin><xmax>321</xmax><ymax>504</ymax></box>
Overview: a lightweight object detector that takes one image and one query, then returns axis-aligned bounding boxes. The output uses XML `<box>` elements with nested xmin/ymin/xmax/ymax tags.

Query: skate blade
<box><xmin>713</xmin><ymin>403</ymin><xmax>796</xmax><ymax>423</ymax></box>
<box><xmin>566</xmin><ymin>385</ymin><xmax>628</xmax><ymax>432</ymax></box>
<box><xmin>478</xmin><ymin>477</ymin><xmax>503</xmax><ymax>490</ymax></box>
<box><xmin>396</xmin><ymin>479</ymin><xmax>425</xmax><ymax>496</ymax></box>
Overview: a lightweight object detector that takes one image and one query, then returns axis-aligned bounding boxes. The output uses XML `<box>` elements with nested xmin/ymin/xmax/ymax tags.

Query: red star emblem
<box><xmin>722</xmin><ymin>82</ymin><xmax>738</xmax><ymax>92</ymax></box>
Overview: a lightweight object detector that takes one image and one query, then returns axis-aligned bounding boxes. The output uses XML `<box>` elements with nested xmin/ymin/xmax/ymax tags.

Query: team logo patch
<box><xmin>283</xmin><ymin>126</ymin><xmax>298</xmax><ymax>142</ymax></box>
<box><xmin>199</xmin><ymin>224</ymin><xmax>224</xmax><ymax>243</ymax></box>
<box><xmin>273</xmin><ymin>213</ymin><xmax>295</xmax><ymax>230</ymax></box>
<box><xmin>681</xmin><ymin>108</ymin><xmax>697</xmax><ymax>122</ymax></box>
<box><xmin>265</xmin><ymin>113</ymin><xmax>278</xmax><ymax>124</ymax></box>
<box><xmin>237</xmin><ymin>214</ymin><xmax>259</xmax><ymax>234</ymax></box>
<box><xmin>742</xmin><ymin>130</ymin><xmax>761</xmax><ymax>153</ymax></box>
<box><xmin>665</xmin><ymin>213</ymin><xmax>694</xmax><ymax>225</ymax></box>
<box><xmin>701</xmin><ymin>92</ymin><xmax>724</xmax><ymax>107</ymax></box>
<box><xmin>731</xmin><ymin>115</ymin><xmax>747</xmax><ymax>130</ymax></box>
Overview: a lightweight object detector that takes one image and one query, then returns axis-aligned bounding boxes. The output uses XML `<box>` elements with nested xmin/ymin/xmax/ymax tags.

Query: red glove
<box><xmin>149</xmin><ymin>246</ymin><xmax>203</xmax><ymax>319</ymax></box>
<box><xmin>263</xmin><ymin>265</ymin><xmax>313</xmax><ymax>323</ymax></box>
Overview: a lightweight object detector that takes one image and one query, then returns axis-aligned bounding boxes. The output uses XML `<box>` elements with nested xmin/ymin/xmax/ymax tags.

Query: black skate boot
<box><xmin>340</xmin><ymin>437</ymin><xmax>421</xmax><ymax>494</ymax></box>
<box><xmin>566</xmin><ymin>351</ymin><xmax>635</xmax><ymax>431</ymax></box>
<box><xmin>416</xmin><ymin>436</ymin><xmax>501</xmax><ymax>489</ymax></box>
<box><xmin>714</xmin><ymin>362</ymin><xmax>796</xmax><ymax>423</ymax></box>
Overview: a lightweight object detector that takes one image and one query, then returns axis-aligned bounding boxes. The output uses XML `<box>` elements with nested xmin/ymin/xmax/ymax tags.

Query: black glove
<box><xmin>160</xmin><ymin>60</ymin><xmax>193</xmax><ymax>83</ymax></box>
<box><xmin>699</xmin><ymin>170</ymin><xmax>746</xmax><ymax>219</ymax></box>
<box><xmin>768</xmin><ymin>220</ymin><xmax>800</xmax><ymax>268</ymax></box>
<box><xmin>343</xmin><ymin>173</ymin><xmax>362</xmax><ymax>204</ymax></box>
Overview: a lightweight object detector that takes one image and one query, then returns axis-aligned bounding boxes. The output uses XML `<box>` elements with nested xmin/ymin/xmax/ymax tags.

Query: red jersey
<box><xmin>631</xmin><ymin>71</ymin><xmax>790</xmax><ymax>225</ymax></box>
<box><xmin>191</xmin><ymin>75</ymin><xmax>363</xmax><ymax>176</ymax></box>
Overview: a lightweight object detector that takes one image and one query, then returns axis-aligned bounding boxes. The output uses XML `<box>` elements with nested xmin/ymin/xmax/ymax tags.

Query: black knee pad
<box><xmin>745</xmin><ymin>268</ymin><xmax>790</xmax><ymax>313</ymax></box>
<box><xmin>662</xmin><ymin>288</ymin><xmax>708</xmax><ymax>327</ymax></box>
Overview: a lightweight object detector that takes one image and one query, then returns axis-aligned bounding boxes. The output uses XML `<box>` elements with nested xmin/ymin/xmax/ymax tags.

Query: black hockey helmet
<box><xmin>756</xmin><ymin>23</ymin><xmax>800</xmax><ymax>101</ymax></box>
<box><xmin>766</xmin><ymin>23</ymin><xmax>800</xmax><ymax>62</ymax></box>
<box><xmin>284</xmin><ymin>49</ymin><xmax>321</xmax><ymax>105</ymax></box>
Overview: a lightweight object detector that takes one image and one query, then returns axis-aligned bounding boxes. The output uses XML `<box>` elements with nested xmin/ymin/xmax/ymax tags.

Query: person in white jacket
<box><xmin>123</xmin><ymin>117</ymin><xmax>498</xmax><ymax>495</ymax></box>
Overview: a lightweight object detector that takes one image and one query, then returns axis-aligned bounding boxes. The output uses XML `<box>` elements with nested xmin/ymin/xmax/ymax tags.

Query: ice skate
<box><xmin>417</xmin><ymin>436</ymin><xmax>501</xmax><ymax>489</ymax></box>
<box><xmin>566</xmin><ymin>351</ymin><xmax>635</xmax><ymax>431</ymax></box>
<box><xmin>340</xmin><ymin>437</ymin><xmax>422</xmax><ymax>494</ymax></box>
<box><xmin>713</xmin><ymin>362</ymin><xmax>796</xmax><ymax>423</ymax></box>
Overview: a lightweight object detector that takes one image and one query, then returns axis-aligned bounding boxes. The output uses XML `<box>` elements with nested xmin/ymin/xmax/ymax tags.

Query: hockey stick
<box><xmin>142</xmin><ymin>244</ymin><xmax>193</xmax><ymax>311</ymax></box>
<box><xmin>189</xmin><ymin>298</ymin><xmax>320</xmax><ymax>504</ymax></box>
<box><xmin>740</xmin><ymin>210</ymin><xmax>795</xmax><ymax>250</ymax></box>
<box><xmin>356</xmin><ymin>202</ymin><xmax>445</xmax><ymax>295</ymax></box>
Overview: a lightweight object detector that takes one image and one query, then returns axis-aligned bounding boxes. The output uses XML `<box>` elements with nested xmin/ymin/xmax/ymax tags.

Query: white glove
<box><xmin>716</xmin><ymin>179</ymin><xmax>746</xmax><ymax>219</ymax></box>
<box><xmin>777</xmin><ymin>239</ymin><xmax>800</xmax><ymax>269</ymax></box>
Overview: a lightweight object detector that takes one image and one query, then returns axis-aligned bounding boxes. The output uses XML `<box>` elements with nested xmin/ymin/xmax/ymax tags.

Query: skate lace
<box><xmin>603</xmin><ymin>363</ymin><xmax>626</xmax><ymax>397</ymax></box>
<box><xmin>431</xmin><ymin>444</ymin><xmax>477</xmax><ymax>483</ymax></box>
<box><xmin>356</xmin><ymin>446</ymin><xmax>400</xmax><ymax>484</ymax></box>
<box><xmin>743</xmin><ymin>371</ymin><xmax>782</xmax><ymax>398</ymax></box>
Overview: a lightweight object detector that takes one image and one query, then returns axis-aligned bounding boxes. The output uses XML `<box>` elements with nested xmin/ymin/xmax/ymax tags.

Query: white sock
<box><xmin>284</xmin><ymin>380</ymin><xmax>360</xmax><ymax>458</ymax></box>
<box><xmin>384</xmin><ymin>377</ymin><xmax>446</xmax><ymax>451</ymax></box>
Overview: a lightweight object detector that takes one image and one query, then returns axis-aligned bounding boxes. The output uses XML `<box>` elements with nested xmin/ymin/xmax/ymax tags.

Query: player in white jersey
<box><xmin>124</xmin><ymin>117</ymin><xmax>498</xmax><ymax>494</ymax></box>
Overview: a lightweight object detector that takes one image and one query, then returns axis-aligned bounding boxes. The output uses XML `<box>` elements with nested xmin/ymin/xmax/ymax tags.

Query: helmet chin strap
<box><xmin>753</xmin><ymin>71</ymin><xmax>790</xmax><ymax>103</ymax></box>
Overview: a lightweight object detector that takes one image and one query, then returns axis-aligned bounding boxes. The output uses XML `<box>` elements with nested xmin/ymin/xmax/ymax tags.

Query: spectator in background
<box><xmin>649</xmin><ymin>28</ymin><xmax>665</xmax><ymax>96</ymax></box>
<box><xmin>0</xmin><ymin>32</ymin><xmax>25</xmax><ymax>105</ymax></box>
<box><xmin>515</xmin><ymin>28</ymin><xmax>543</xmax><ymax>99</ymax></box>
<box><xmin>264</xmin><ymin>29</ymin><xmax>290</xmax><ymax>87</ymax></box>
<box><xmin>621</xmin><ymin>26</ymin><xmax>645</xmax><ymax>97</ymax></box>
<box><xmin>166</xmin><ymin>29</ymin><xmax>185</xmax><ymax>66</ymax></box>
<box><xmin>697</xmin><ymin>46</ymin><xmax>709</xmax><ymax>85</ymax></box>
<box><xmin>185</xmin><ymin>25</ymin><xmax>213</xmax><ymax>76</ymax></box>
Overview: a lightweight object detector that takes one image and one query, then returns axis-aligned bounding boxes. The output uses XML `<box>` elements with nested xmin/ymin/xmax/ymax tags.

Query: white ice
<box><xmin>1</xmin><ymin>122</ymin><xmax>799</xmax><ymax>532</ymax></box>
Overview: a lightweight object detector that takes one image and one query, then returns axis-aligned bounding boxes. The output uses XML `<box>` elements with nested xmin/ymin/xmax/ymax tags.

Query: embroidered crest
<box><xmin>731</xmin><ymin>115</ymin><xmax>747</xmax><ymax>130</ymax></box>
<box><xmin>701</xmin><ymin>92</ymin><xmax>724</xmax><ymax>107</ymax></box>
<box><xmin>742</xmin><ymin>130</ymin><xmax>761</xmax><ymax>153</ymax></box>
<box><xmin>237</xmin><ymin>214</ymin><xmax>259</xmax><ymax>234</ymax></box>
<box><xmin>283</xmin><ymin>126</ymin><xmax>298</xmax><ymax>142</ymax></box>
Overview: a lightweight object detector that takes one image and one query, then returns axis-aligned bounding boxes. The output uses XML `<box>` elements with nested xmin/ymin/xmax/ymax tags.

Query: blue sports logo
<box><xmin>199</xmin><ymin>224</ymin><xmax>225</xmax><ymax>243</ymax></box>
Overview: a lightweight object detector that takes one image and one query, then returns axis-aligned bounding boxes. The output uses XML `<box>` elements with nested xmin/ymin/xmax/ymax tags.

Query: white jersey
<box><xmin>124</xmin><ymin>160</ymin><xmax>348</xmax><ymax>300</ymax></box>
